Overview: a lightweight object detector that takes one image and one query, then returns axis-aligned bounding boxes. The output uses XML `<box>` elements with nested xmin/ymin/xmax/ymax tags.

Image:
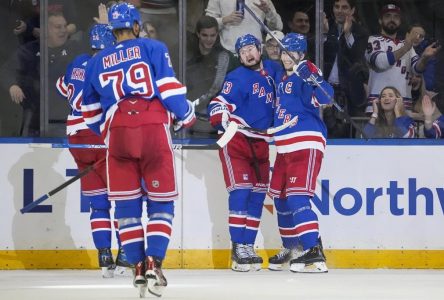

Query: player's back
<box><xmin>86</xmin><ymin>38</ymin><xmax>173</xmax><ymax>110</ymax></box>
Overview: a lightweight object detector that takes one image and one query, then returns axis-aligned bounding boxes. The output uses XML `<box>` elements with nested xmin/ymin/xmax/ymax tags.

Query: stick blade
<box><xmin>267</xmin><ymin>115</ymin><xmax>299</xmax><ymax>134</ymax></box>
<box><xmin>216</xmin><ymin>122</ymin><xmax>238</xmax><ymax>148</ymax></box>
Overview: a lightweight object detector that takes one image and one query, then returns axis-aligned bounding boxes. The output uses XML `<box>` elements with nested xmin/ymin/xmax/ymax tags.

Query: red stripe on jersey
<box><xmin>67</xmin><ymin>117</ymin><xmax>85</xmax><ymax>126</ymax></box>
<box><xmin>119</xmin><ymin>228</ymin><xmax>144</xmax><ymax>241</ymax></box>
<box><xmin>91</xmin><ymin>220</ymin><xmax>111</xmax><ymax>230</ymax></box>
<box><xmin>275</xmin><ymin>135</ymin><xmax>326</xmax><ymax>147</ymax></box>
<box><xmin>158</xmin><ymin>81</ymin><xmax>184</xmax><ymax>93</ymax></box>
<box><xmin>57</xmin><ymin>76</ymin><xmax>68</xmax><ymax>96</ymax></box>
<box><xmin>83</xmin><ymin>108</ymin><xmax>102</xmax><ymax>119</ymax></box>
<box><xmin>295</xmin><ymin>222</ymin><xmax>319</xmax><ymax>234</ymax></box>
<box><xmin>229</xmin><ymin>216</ymin><xmax>246</xmax><ymax>225</ymax></box>
<box><xmin>146</xmin><ymin>223</ymin><xmax>172</xmax><ymax>236</ymax></box>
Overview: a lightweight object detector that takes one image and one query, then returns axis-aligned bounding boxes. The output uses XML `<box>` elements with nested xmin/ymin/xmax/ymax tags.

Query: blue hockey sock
<box><xmin>228</xmin><ymin>189</ymin><xmax>250</xmax><ymax>243</ymax></box>
<box><xmin>146</xmin><ymin>200</ymin><xmax>174</xmax><ymax>259</ymax></box>
<box><xmin>274</xmin><ymin>198</ymin><xmax>299</xmax><ymax>249</ymax></box>
<box><xmin>88</xmin><ymin>193</ymin><xmax>111</xmax><ymax>249</ymax></box>
<box><xmin>244</xmin><ymin>192</ymin><xmax>265</xmax><ymax>244</ymax></box>
<box><xmin>287</xmin><ymin>195</ymin><xmax>319</xmax><ymax>250</ymax></box>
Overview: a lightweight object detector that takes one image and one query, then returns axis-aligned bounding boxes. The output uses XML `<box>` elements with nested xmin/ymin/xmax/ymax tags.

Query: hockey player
<box><xmin>81</xmin><ymin>3</ymin><xmax>195</xmax><ymax>297</ymax></box>
<box><xmin>268</xmin><ymin>33</ymin><xmax>332</xmax><ymax>273</ymax></box>
<box><xmin>56</xmin><ymin>24</ymin><xmax>125</xmax><ymax>278</ymax></box>
<box><xmin>208</xmin><ymin>34</ymin><xmax>281</xmax><ymax>272</ymax></box>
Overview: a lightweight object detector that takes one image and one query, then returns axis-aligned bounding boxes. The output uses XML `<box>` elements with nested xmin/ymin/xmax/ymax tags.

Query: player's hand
<box><xmin>173</xmin><ymin>100</ymin><xmax>196</xmax><ymax>132</ymax></box>
<box><xmin>9</xmin><ymin>85</ymin><xmax>25</xmax><ymax>104</ymax></box>
<box><xmin>294</xmin><ymin>60</ymin><xmax>323</xmax><ymax>86</ymax></box>
<box><xmin>209</xmin><ymin>111</ymin><xmax>230</xmax><ymax>131</ymax></box>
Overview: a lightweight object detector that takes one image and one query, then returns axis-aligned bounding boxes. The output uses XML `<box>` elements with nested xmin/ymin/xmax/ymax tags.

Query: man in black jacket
<box><xmin>323</xmin><ymin>0</ymin><xmax>368</xmax><ymax>137</ymax></box>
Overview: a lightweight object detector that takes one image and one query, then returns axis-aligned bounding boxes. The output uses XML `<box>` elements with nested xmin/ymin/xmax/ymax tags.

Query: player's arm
<box><xmin>208</xmin><ymin>78</ymin><xmax>238</xmax><ymax>131</ymax></box>
<box><xmin>55</xmin><ymin>62</ymin><xmax>73</xmax><ymax>99</ymax></box>
<box><xmin>81</xmin><ymin>60</ymin><xmax>102</xmax><ymax>135</ymax></box>
<box><xmin>294</xmin><ymin>60</ymin><xmax>333</xmax><ymax>106</ymax></box>
<box><xmin>149</xmin><ymin>41</ymin><xmax>194</xmax><ymax>129</ymax></box>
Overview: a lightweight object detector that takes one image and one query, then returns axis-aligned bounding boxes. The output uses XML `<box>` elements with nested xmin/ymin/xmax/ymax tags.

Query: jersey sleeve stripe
<box><xmin>56</xmin><ymin>76</ymin><xmax>68</xmax><ymax>97</ymax></box>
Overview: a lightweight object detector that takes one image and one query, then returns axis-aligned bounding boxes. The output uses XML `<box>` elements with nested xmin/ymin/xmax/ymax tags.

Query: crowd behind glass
<box><xmin>1</xmin><ymin>0</ymin><xmax>443</xmax><ymax>139</ymax></box>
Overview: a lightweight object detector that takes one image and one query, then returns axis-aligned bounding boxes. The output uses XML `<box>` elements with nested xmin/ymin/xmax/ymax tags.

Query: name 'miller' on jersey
<box><xmin>102</xmin><ymin>46</ymin><xmax>142</xmax><ymax>69</ymax></box>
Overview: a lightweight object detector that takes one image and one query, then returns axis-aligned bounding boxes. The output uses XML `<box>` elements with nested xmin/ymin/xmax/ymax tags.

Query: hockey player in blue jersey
<box><xmin>268</xmin><ymin>33</ymin><xmax>333</xmax><ymax>273</ymax></box>
<box><xmin>56</xmin><ymin>24</ymin><xmax>128</xmax><ymax>278</ymax></box>
<box><xmin>208</xmin><ymin>34</ymin><xmax>282</xmax><ymax>272</ymax></box>
<box><xmin>82</xmin><ymin>3</ymin><xmax>195</xmax><ymax>297</ymax></box>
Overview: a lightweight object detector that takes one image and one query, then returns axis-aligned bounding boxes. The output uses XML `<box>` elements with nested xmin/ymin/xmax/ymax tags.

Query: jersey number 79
<box><xmin>99</xmin><ymin>61</ymin><xmax>155</xmax><ymax>100</ymax></box>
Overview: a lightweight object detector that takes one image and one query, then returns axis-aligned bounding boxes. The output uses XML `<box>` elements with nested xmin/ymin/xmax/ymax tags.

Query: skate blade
<box><xmin>290</xmin><ymin>261</ymin><xmax>328</xmax><ymax>273</ymax></box>
<box><xmin>101</xmin><ymin>267</ymin><xmax>115</xmax><ymax>278</ymax></box>
<box><xmin>146</xmin><ymin>274</ymin><xmax>166</xmax><ymax>297</ymax></box>
<box><xmin>251</xmin><ymin>263</ymin><xmax>262</xmax><ymax>271</ymax></box>
<box><xmin>268</xmin><ymin>263</ymin><xmax>287</xmax><ymax>271</ymax></box>
<box><xmin>231</xmin><ymin>262</ymin><xmax>250</xmax><ymax>272</ymax></box>
<box><xmin>114</xmin><ymin>266</ymin><xmax>134</xmax><ymax>277</ymax></box>
<box><xmin>136</xmin><ymin>283</ymin><xmax>147</xmax><ymax>298</ymax></box>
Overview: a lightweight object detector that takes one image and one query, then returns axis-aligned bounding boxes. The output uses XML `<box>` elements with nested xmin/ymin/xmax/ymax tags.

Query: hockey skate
<box><xmin>114</xmin><ymin>247</ymin><xmax>134</xmax><ymax>277</ymax></box>
<box><xmin>289</xmin><ymin>245</ymin><xmax>328</xmax><ymax>273</ymax></box>
<box><xmin>145</xmin><ymin>256</ymin><xmax>167</xmax><ymax>297</ymax></box>
<box><xmin>268</xmin><ymin>245</ymin><xmax>304</xmax><ymax>271</ymax></box>
<box><xmin>231</xmin><ymin>243</ymin><xmax>252</xmax><ymax>272</ymax></box>
<box><xmin>98</xmin><ymin>248</ymin><xmax>116</xmax><ymax>278</ymax></box>
<box><xmin>133</xmin><ymin>260</ymin><xmax>147</xmax><ymax>298</ymax></box>
<box><xmin>244</xmin><ymin>244</ymin><xmax>263</xmax><ymax>271</ymax></box>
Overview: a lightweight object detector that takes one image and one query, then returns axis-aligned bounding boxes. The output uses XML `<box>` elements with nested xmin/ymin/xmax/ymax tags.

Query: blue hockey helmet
<box><xmin>281</xmin><ymin>33</ymin><xmax>307</xmax><ymax>53</ymax></box>
<box><xmin>108</xmin><ymin>2</ymin><xmax>141</xmax><ymax>30</ymax></box>
<box><xmin>235</xmin><ymin>34</ymin><xmax>261</xmax><ymax>54</ymax></box>
<box><xmin>89</xmin><ymin>24</ymin><xmax>115</xmax><ymax>50</ymax></box>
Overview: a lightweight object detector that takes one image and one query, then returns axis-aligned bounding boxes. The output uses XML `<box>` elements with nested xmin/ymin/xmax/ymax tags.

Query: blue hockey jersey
<box><xmin>273</xmin><ymin>70</ymin><xmax>333</xmax><ymax>153</ymax></box>
<box><xmin>56</xmin><ymin>53</ymin><xmax>91</xmax><ymax>135</ymax></box>
<box><xmin>82</xmin><ymin>38</ymin><xmax>188</xmax><ymax>138</ymax></box>
<box><xmin>208</xmin><ymin>59</ymin><xmax>281</xmax><ymax>140</ymax></box>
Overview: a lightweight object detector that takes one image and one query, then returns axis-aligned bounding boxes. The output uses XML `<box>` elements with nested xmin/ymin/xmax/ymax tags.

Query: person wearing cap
<box><xmin>365</xmin><ymin>3</ymin><xmax>440</xmax><ymax>115</ymax></box>
<box><xmin>322</xmin><ymin>0</ymin><xmax>369</xmax><ymax>138</ymax></box>
<box><xmin>263</xmin><ymin>30</ymin><xmax>284</xmax><ymax>62</ymax></box>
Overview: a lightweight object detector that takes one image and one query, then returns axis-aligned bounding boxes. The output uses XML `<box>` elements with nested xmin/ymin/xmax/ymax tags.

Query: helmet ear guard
<box><xmin>108</xmin><ymin>2</ymin><xmax>141</xmax><ymax>30</ymax></box>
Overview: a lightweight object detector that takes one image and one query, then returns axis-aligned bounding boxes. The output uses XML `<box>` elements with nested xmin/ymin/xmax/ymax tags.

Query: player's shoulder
<box><xmin>72</xmin><ymin>53</ymin><xmax>92</xmax><ymax>66</ymax></box>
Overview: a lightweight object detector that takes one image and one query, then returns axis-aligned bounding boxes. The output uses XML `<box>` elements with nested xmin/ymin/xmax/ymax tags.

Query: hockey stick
<box><xmin>20</xmin><ymin>158</ymin><xmax>105</xmax><ymax>214</ymax></box>
<box><xmin>21</xmin><ymin>127</ymin><xmax>236</xmax><ymax>213</ymax></box>
<box><xmin>244</xmin><ymin>4</ymin><xmax>367</xmax><ymax>139</ymax></box>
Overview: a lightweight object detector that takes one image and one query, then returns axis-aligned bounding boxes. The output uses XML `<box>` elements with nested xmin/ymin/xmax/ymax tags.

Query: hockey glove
<box><xmin>293</xmin><ymin>60</ymin><xmax>323</xmax><ymax>86</ymax></box>
<box><xmin>209</xmin><ymin>110</ymin><xmax>230</xmax><ymax>132</ymax></box>
<box><xmin>173</xmin><ymin>99</ymin><xmax>196</xmax><ymax>132</ymax></box>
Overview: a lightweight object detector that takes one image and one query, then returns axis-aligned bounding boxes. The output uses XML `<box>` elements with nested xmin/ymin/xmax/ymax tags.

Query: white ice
<box><xmin>0</xmin><ymin>269</ymin><xmax>443</xmax><ymax>300</ymax></box>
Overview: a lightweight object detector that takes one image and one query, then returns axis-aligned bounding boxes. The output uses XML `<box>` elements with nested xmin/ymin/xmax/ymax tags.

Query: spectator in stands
<box><xmin>365</xmin><ymin>3</ymin><xmax>439</xmax><ymax>114</ymax></box>
<box><xmin>141</xmin><ymin>21</ymin><xmax>158</xmax><ymax>39</ymax></box>
<box><xmin>7</xmin><ymin>11</ymin><xmax>82</xmax><ymax>136</ymax></box>
<box><xmin>322</xmin><ymin>0</ymin><xmax>369</xmax><ymax>138</ymax></box>
<box><xmin>422</xmin><ymin>93</ymin><xmax>443</xmax><ymax>138</ymax></box>
<box><xmin>186</xmin><ymin>15</ymin><xmax>237</xmax><ymax>138</ymax></box>
<box><xmin>205</xmin><ymin>0</ymin><xmax>283</xmax><ymax>54</ymax></box>
<box><xmin>407</xmin><ymin>24</ymin><xmax>438</xmax><ymax>93</ymax></box>
<box><xmin>263</xmin><ymin>30</ymin><xmax>284</xmax><ymax>62</ymax></box>
<box><xmin>363</xmin><ymin>86</ymin><xmax>416</xmax><ymax>138</ymax></box>
<box><xmin>288</xmin><ymin>10</ymin><xmax>310</xmax><ymax>35</ymax></box>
